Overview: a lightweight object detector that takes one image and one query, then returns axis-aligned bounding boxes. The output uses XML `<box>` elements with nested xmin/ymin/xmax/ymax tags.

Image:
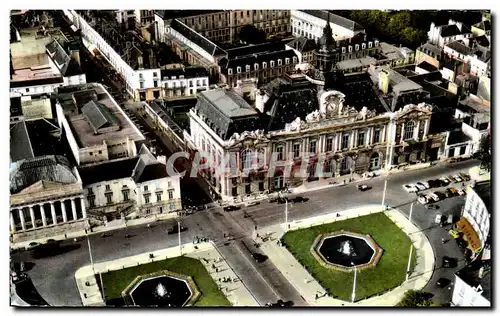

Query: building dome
<box><xmin>10</xmin><ymin>155</ymin><xmax>78</xmax><ymax>194</ymax></box>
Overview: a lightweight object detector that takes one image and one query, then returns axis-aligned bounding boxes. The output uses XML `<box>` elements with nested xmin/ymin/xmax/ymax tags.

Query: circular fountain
<box><xmin>311</xmin><ymin>232</ymin><xmax>383</xmax><ymax>271</ymax></box>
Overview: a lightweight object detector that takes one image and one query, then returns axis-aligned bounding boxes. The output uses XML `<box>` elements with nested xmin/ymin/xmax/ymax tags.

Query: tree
<box><xmin>398</xmin><ymin>290</ymin><xmax>436</xmax><ymax>307</ymax></box>
<box><xmin>238</xmin><ymin>24</ymin><xmax>266</xmax><ymax>44</ymax></box>
<box><xmin>478</xmin><ymin>133</ymin><xmax>491</xmax><ymax>172</ymax></box>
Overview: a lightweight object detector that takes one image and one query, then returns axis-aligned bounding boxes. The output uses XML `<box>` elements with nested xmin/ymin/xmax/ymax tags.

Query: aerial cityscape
<box><xmin>9</xmin><ymin>9</ymin><xmax>491</xmax><ymax>308</ymax></box>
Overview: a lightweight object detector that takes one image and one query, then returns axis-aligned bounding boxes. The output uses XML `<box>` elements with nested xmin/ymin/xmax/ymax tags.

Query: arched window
<box><xmin>404</xmin><ymin>121</ymin><xmax>416</xmax><ymax>140</ymax></box>
<box><xmin>370</xmin><ymin>152</ymin><xmax>380</xmax><ymax>170</ymax></box>
<box><xmin>241</xmin><ymin>149</ymin><xmax>254</xmax><ymax>170</ymax></box>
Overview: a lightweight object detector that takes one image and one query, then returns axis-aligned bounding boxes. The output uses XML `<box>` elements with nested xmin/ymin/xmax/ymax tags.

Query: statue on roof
<box><xmin>319</xmin><ymin>90</ymin><xmax>345</xmax><ymax>117</ymax></box>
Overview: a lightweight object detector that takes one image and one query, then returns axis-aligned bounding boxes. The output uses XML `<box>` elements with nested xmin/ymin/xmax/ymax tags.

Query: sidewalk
<box><xmin>11</xmin><ymin>213</ymin><xmax>178</xmax><ymax>250</ymax></box>
<box><xmin>75</xmin><ymin>241</ymin><xmax>259</xmax><ymax>307</ymax></box>
<box><xmin>468</xmin><ymin>166</ymin><xmax>490</xmax><ymax>182</ymax></box>
<box><xmin>255</xmin><ymin>205</ymin><xmax>435</xmax><ymax>306</ymax></box>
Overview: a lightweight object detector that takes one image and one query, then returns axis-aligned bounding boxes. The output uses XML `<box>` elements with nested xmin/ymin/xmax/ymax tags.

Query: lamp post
<box><xmin>406</xmin><ymin>244</ymin><xmax>413</xmax><ymax>281</ymax></box>
<box><xmin>381</xmin><ymin>179</ymin><xmax>388</xmax><ymax>209</ymax></box>
<box><xmin>351</xmin><ymin>262</ymin><xmax>357</xmax><ymax>303</ymax></box>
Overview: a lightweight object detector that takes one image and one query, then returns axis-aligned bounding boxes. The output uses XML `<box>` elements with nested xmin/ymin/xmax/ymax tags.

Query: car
<box><xmin>414</xmin><ymin>183</ymin><xmax>427</xmax><ymax>191</ymax></box>
<box><xmin>447</xmin><ymin>176</ymin><xmax>458</xmax><ymax>183</ymax></box>
<box><xmin>418</xmin><ymin>195</ymin><xmax>429</xmax><ymax>204</ymax></box>
<box><xmin>416</xmin><ymin>181</ymin><xmax>430</xmax><ymax>189</ymax></box>
<box><xmin>439</xmin><ymin>177</ymin><xmax>450</xmax><ymax>185</ymax></box>
<box><xmin>223</xmin><ymin>205</ymin><xmax>240</xmax><ymax>212</ymax></box>
<box><xmin>167</xmin><ymin>225</ymin><xmax>188</xmax><ymax>234</ymax></box>
<box><xmin>46</xmin><ymin>239</ymin><xmax>57</xmax><ymax>244</ymax></box>
<box><xmin>252</xmin><ymin>253</ymin><xmax>268</xmax><ymax>263</ymax></box>
<box><xmin>457</xmin><ymin>188</ymin><xmax>466</xmax><ymax>196</ymax></box>
<box><xmin>245</xmin><ymin>201</ymin><xmax>260</xmax><ymax>207</ymax></box>
<box><xmin>290</xmin><ymin>196</ymin><xmax>309</xmax><ymax>203</ymax></box>
<box><xmin>424</xmin><ymin>204</ymin><xmax>439</xmax><ymax>210</ymax></box>
<box><xmin>449</xmin><ymin>187</ymin><xmax>459</xmax><ymax>196</ymax></box>
<box><xmin>442</xmin><ymin>256</ymin><xmax>458</xmax><ymax>268</ymax></box>
<box><xmin>269</xmin><ymin>197</ymin><xmax>279</xmax><ymax>203</ymax></box>
<box><xmin>403</xmin><ymin>184</ymin><xmax>418</xmax><ymax>193</ymax></box>
<box><xmin>427</xmin><ymin>180</ymin><xmax>441</xmax><ymax>188</ymax></box>
<box><xmin>453</xmin><ymin>175</ymin><xmax>464</xmax><ymax>182</ymax></box>
<box><xmin>434</xmin><ymin>191</ymin><xmax>446</xmax><ymax>200</ymax></box>
<box><xmin>436</xmin><ymin>278</ymin><xmax>451</xmax><ymax>288</ymax></box>
<box><xmin>356</xmin><ymin>184</ymin><xmax>370</xmax><ymax>191</ymax></box>
<box><xmin>28</xmin><ymin>242</ymin><xmax>39</xmax><ymax>250</ymax></box>
<box><xmin>277</xmin><ymin>197</ymin><xmax>289</xmax><ymax>204</ymax></box>
<box><xmin>428</xmin><ymin>192</ymin><xmax>440</xmax><ymax>202</ymax></box>
<box><xmin>444</xmin><ymin>188</ymin><xmax>454</xmax><ymax>198</ymax></box>
<box><xmin>459</xmin><ymin>173</ymin><xmax>471</xmax><ymax>181</ymax></box>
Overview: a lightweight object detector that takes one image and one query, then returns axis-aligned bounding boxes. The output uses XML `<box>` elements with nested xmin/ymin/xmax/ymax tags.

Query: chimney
<box><xmin>71</xmin><ymin>50</ymin><xmax>81</xmax><ymax>66</ymax></box>
<box><xmin>138</xmin><ymin>55</ymin><xmax>143</xmax><ymax>69</ymax></box>
<box><xmin>378</xmin><ymin>70</ymin><xmax>390</xmax><ymax>94</ymax></box>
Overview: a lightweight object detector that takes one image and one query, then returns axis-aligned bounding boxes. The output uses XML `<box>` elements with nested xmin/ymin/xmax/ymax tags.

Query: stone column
<box><xmin>18</xmin><ymin>209</ymin><xmax>26</xmax><ymax>231</ymax></box>
<box><xmin>415</xmin><ymin>120</ymin><xmax>421</xmax><ymax>140</ymax></box>
<box><xmin>71</xmin><ymin>198</ymin><xmax>77</xmax><ymax>220</ymax></box>
<box><xmin>29</xmin><ymin>206</ymin><xmax>36</xmax><ymax>228</ymax></box>
<box><xmin>423</xmin><ymin>119</ymin><xmax>429</xmax><ymax>138</ymax></box>
<box><xmin>400</xmin><ymin>122</ymin><xmax>405</xmax><ymax>143</ymax></box>
<box><xmin>50</xmin><ymin>202</ymin><xmax>57</xmax><ymax>225</ymax></box>
<box><xmin>40</xmin><ymin>204</ymin><xmax>47</xmax><ymax>227</ymax></box>
<box><xmin>80</xmin><ymin>198</ymin><xmax>87</xmax><ymax>218</ymax></box>
<box><xmin>61</xmin><ymin>201</ymin><xmax>68</xmax><ymax>222</ymax></box>
<box><xmin>10</xmin><ymin>211</ymin><xmax>16</xmax><ymax>233</ymax></box>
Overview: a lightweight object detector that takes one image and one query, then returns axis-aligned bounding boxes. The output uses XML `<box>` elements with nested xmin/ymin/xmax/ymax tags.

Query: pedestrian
<box><xmin>315</xmin><ymin>293</ymin><xmax>319</xmax><ymax>300</ymax></box>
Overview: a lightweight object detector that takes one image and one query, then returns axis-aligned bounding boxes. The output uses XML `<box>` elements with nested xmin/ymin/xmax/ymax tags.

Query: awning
<box><xmin>457</xmin><ymin>217</ymin><xmax>482</xmax><ymax>252</ymax></box>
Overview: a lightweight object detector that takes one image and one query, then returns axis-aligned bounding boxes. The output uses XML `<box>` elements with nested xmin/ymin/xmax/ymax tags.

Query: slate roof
<box><xmin>286</xmin><ymin>36</ymin><xmax>317</xmax><ymax>53</ymax></box>
<box><xmin>446</xmin><ymin>40</ymin><xmax>472</xmax><ymax>56</ymax></box>
<box><xmin>160</xmin><ymin>66</ymin><xmax>209</xmax><ymax>80</ymax></box>
<box><xmin>455</xmin><ymin>260</ymin><xmax>491</xmax><ymax>302</ymax></box>
<box><xmin>226</xmin><ymin>41</ymin><xmax>286</xmax><ymax>59</ymax></box>
<box><xmin>10</xmin><ymin>155</ymin><xmax>78</xmax><ymax>194</ymax></box>
<box><xmin>46</xmin><ymin>39</ymin><xmax>83</xmax><ymax>77</ymax></box>
<box><xmin>472</xmin><ymin>20</ymin><xmax>491</xmax><ymax>32</ymax></box>
<box><xmin>447</xmin><ymin>130</ymin><xmax>472</xmax><ymax>145</ymax></box>
<box><xmin>418</xmin><ymin>42</ymin><xmax>442</xmax><ymax>57</ymax></box>
<box><xmin>81</xmin><ymin>100</ymin><xmax>120</xmax><ymax>132</ymax></box>
<box><xmin>155</xmin><ymin>10</ymin><xmax>223</xmax><ymax>20</ymax></box>
<box><xmin>219</xmin><ymin>50</ymin><xmax>298</xmax><ymax>75</ymax></box>
<box><xmin>341</xmin><ymin>72</ymin><xmax>390</xmax><ymax>113</ymax></box>
<box><xmin>10</xmin><ymin>119</ymin><xmax>62</xmax><ymax>163</ymax></box>
<box><xmin>474</xmin><ymin>35</ymin><xmax>490</xmax><ymax>48</ymax></box>
<box><xmin>301</xmin><ymin>10</ymin><xmax>364</xmax><ymax>32</ymax></box>
<box><xmin>170</xmin><ymin>19</ymin><xmax>226</xmax><ymax>56</ymax></box>
<box><xmin>440</xmin><ymin>24</ymin><xmax>464</xmax><ymax>38</ymax></box>
<box><xmin>417</xmin><ymin>61</ymin><xmax>438</xmax><ymax>72</ymax></box>
<box><xmin>79</xmin><ymin>145</ymin><xmax>169</xmax><ymax>185</ymax></box>
<box><xmin>195</xmin><ymin>89</ymin><xmax>264</xmax><ymax>140</ymax></box>
<box><xmin>10</xmin><ymin>97</ymin><xmax>22</xmax><ymax>118</ymax></box>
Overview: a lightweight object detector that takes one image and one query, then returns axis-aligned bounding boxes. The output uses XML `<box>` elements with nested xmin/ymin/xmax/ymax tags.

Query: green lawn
<box><xmin>98</xmin><ymin>256</ymin><xmax>231</xmax><ymax>307</ymax></box>
<box><xmin>282</xmin><ymin>212</ymin><xmax>417</xmax><ymax>301</ymax></box>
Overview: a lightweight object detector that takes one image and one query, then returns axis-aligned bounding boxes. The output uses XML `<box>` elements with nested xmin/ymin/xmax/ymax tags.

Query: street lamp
<box><xmin>351</xmin><ymin>262</ymin><xmax>357</xmax><ymax>303</ymax></box>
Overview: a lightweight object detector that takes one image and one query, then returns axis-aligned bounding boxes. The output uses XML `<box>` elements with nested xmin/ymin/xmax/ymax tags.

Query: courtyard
<box><xmin>282</xmin><ymin>212</ymin><xmax>417</xmax><ymax>301</ymax></box>
<box><xmin>98</xmin><ymin>256</ymin><xmax>230</xmax><ymax>307</ymax></box>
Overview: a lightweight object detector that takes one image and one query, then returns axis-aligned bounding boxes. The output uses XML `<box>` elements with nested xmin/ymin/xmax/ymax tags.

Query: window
<box><xmin>374</xmin><ymin>129</ymin><xmax>381</xmax><ymax>143</ymax></box>
<box><xmin>144</xmin><ymin>185</ymin><xmax>149</xmax><ymax>192</ymax></box>
<box><xmin>156</xmin><ymin>192</ymin><xmax>162</xmax><ymax>202</ymax></box>
<box><xmin>277</xmin><ymin>59</ymin><xmax>282</xmax><ymax>66</ymax></box>
<box><xmin>375</xmin><ymin>40</ymin><xmax>379</xmax><ymax>46</ymax></box>
<box><xmin>368</xmin><ymin>42</ymin><xmax>373</xmax><ymax>48</ymax></box>
<box><xmin>153</xmin><ymin>80</ymin><xmax>158</xmax><ymax>88</ymax></box>
<box><xmin>237</xmin><ymin>66</ymin><xmax>241</xmax><ymax>73</ymax></box>
<box><xmin>189</xmin><ymin>80</ymin><xmax>193</xmax><ymax>87</ymax></box>
<box><xmin>362</xmin><ymin>43</ymin><xmax>366</xmax><ymax>49</ymax></box>
<box><xmin>357</xmin><ymin>132</ymin><xmax>365</xmax><ymax>147</ymax></box>
<box><xmin>88</xmin><ymin>187</ymin><xmax>94</xmax><ymax>195</ymax></box>
<box><xmin>404</xmin><ymin>121</ymin><xmax>416</xmax><ymax>140</ymax></box>
<box><xmin>285</xmin><ymin>58</ymin><xmax>290</xmax><ymax>64</ymax></box>
<box><xmin>123</xmin><ymin>190</ymin><xmax>129</xmax><ymax>201</ymax></box>
<box><xmin>88</xmin><ymin>196</ymin><xmax>95</xmax><ymax>208</ymax></box>
<box><xmin>139</xmin><ymin>73</ymin><xmax>143</xmax><ymax>79</ymax></box>
<box><xmin>342</xmin><ymin>134</ymin><xmax>349</xmax><ymax>150</ymax></box>
<box><xmin>168</xmin><ymin>190</ymin><xmax>174</xmax><ymax>199</ymax></box>
<box><xmin>228</xmin><ymin>68</ymin><xmax>233</xmax><ymax>75</ymax></box>
<box><xmin>144</xmin><ymin>194</ymin><xmax>150</xmax><ymax>204</ymax></box>
<box><xmin>309</xmin><ymin>139</ymin><xmax>317</xmax><ymax>153</ymax></box>
<box><xmin>105</xmin><ymin>192</ymin><xmax>113</xmax><ymax>204</ymax></box>
<box><xmin>355</xmin><ymin>44</ymin><xmax>359</xmax><ymax>51</ymax></box>
<box><xmin>254</xmin><ymin>63</ymin><xmax>259</xmax><ymax>71</ymax></box>
<box><xmin>270</xmin><ymin>61</ymin><xmax>275</xmax><ymax>67</ymax></box>
<box><xmin>246</xmin><ymin>65</ymin><xmax>250</xmax><ymax>72</ymax></box>
<box><xmin>242</xmin><ymin>149</ymin><xmax>254</xmax><ymax>170</ymax></box>
<box><xmin>342</xmin><ymin>47</ymin><xmax>346</xmax><ymax>53</ymax></box>
<box><xmin>263</xmin><ymin>62</ymin><xmax>267</xmax><ymax>69</ymax></box>
<box><xmin>105</xmin><ymin>184</ymin><xmax>111</xmax><ymax>191</ymax></box>
<box><xmin>326</xmin><ymin>137</ymin><xmax>334</xmax><ymax>151</ymax></box>
<box><xmin>293</xmin><ymin>143</ymin><xmax>300</xmax><ymax>158</ymax></box>
<box><xmin>140</xmin><ymin>81</ymin><xmax>144</xmax><ymax>89</ymax></box>
<box><xmin>276</xmin><ymin>145</ymin><xmax>284</xmax><ymax>160</ymax></box>
<box><xmin>153</xmin><ymin>72</ymin><xmax>158</xmax><ymax>78</ymax></box>
<box><xmin>293</xmin><ymin>56</ymin><xmax>297</xmax><ymax>63</ymax></box>
<box><xmin>348</xmin><ymin>46</ymin><xmax>352</xmax><ymax>52</ymax></box>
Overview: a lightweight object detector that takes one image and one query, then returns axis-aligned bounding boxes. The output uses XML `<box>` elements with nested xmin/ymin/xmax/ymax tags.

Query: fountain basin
<box><xmin>311</xmin><ymin>231</ymin><xmax>383</xmax><ymax>272</ymax></box>
<box><xmin>121</xmin><ymin>270</ymin><xmax>200</xmax><ymax>307</ymax></box>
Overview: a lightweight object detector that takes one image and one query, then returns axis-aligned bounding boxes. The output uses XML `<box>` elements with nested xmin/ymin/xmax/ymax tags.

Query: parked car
<box><xmin>245</xmin><ymin>201</ymin><xmax>260</xmax><ymax>207</ymax></box>
<box><xmin>442</xmin><ymin>256</ymin><xmax>458</xmax><ymax>268</ymax></box>
<box><xmin>403</xmin><ymin>184</ymin><xmax>418</xmax><ymax>193</ymax></box>
<box><xmin>414</xmin><ymin>183</ymin><xmax>427</xmax><ymax>191</ymax></box>
<box><xmin>434</xmin><ymin>191</ymin><xmax>446</xmax><ymax>200</ymax></box>
<box><xmin>223</xmin><ymin>205</ymin><xmax>240</xmax><ymax>212</ymax></box>
<box><xmin>290</xmin><ymin>196</ymin><xmax>309</xmax><ymax>203</ymax></box>
<box><xmin>459</xmin><ymin>172</ymin><xmax>471</xmax><ymax>181</ymax></box>
<box><xmin>416</xmin><ymin>181</ymin><xmax>430</xmax><ymax>189</ymax></box>
<box><xmin>439</xmin><ymin>177</ymin><xmax>450</xmax><ymax>185</ymax></box>
<box><xmin>436</xmin><ymin>278</ymin><xmax>451</xmax><ymax>288</ymax></box>
<box><xmin>457</xmin><ymin>188</ymin><xmax>466</xmax><ymax>196</ymax></box>
<box><xmin>424</xmin><ymin>204</ymin><xmax>439</xmax><ymax>210</ymax></box>
<box><xmin>453</xmin><ymin>175</ymin><xmax>464</xmax><ymax>182</ymax></box>
<box><xmin>28</xmin><ymin>242</ymin><xmax>39</xmax><ymax>250</ymax></box>
<box><xmin>417</xmin><ymin>195</ymin><xmax>429</xmax><ymax>204</ymax></box>
<box><xmin>428</xmin><ymin>192</ymin><xmax>440</xmax><ymax>202</ymax></box>
<box><xmin>449</xmin><ymin>187</ymin><xmax>459</xmax><ymax>196</ymax></box>
<box><xmin>427</xmin><ymin>180</ymin><xmax>442</xmax><ymax>188</ymax></box>
<box><xmin>444</xmin><ymin>188</ymin><xmax>454</xmax><ymax>198</ymax></box>
<box><xmin>277</xmin><ymin>197</ymin><xmax>289</xmax><ymax>204</ymax></box>
<box><xmin>447</xmin><ymin>176</ymin><xmax>458</xmax><ymax>183</ymax></box>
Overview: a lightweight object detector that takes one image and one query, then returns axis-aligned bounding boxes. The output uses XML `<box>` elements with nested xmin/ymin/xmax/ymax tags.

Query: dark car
<box><xmin>436</xmin><ymin>278</ymin><xmax>451</xmax><ymax>288</ymax></box>
<box><xmin>424</xmin><ymin>204</ymin><xmax>439</xmax><ymax>210</ymax></box>
<box><xmin>442</xmin><ymin>256</ymin><xmax>458</xmax><ymax>268</ymax></box>
<box><xmin>167</xmin><ymin>225</ymin><xmax>188</xmax><ymax>234</ymax></box>
<box><xmin>223</xmin><ymin>205</ymin><xmax>240</xmax><ymax>212</ymax></box>
<box><xmin>428</xmin><ymin>180</ymin><xmax>442</xmax><ymax>188</ymax></box>
<box><xmin>252</xmin><ymin>253</ymin><xmax>268</xmax><ymax>263</ymax></box>
<box><xmin>290</xmin><ymin>196</ymin><xmax>309</xmax><ymax>203</ymax></box>
<box><xmin>277</xmin><ymin>197</ymin><xmax>289</xmax><ymax>204</ymax></box>
<box><xmin>356</xmin><ymin>184</ymin><xmax>370</xmax><ymax>191</ymax></box>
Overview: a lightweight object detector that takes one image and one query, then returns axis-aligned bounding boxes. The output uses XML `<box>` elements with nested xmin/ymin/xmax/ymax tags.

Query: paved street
<box><xmin>11</xmin><ymin>159</ymin><xmax>477</xmax><ymax>306</ymax></box>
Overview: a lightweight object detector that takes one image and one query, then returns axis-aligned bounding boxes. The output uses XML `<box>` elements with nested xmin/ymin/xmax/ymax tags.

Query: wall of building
<box><xmin>21</xmin><ymin>98</ymin><xmax>53</xmax><ymax>119</ymax></box>
<box><xmin>452</xmin><ymin>275</ymin><xmax>490</xmax><ymax>306</ymax></box>
<box><xmin>291</xmin><ymin>10</ymin><xmax>359</xmax><ymax>41</ymax></box>
<box><xmin>56</xmin><ymin>103</ymin><xmax>81</xmax><ymax>165</ymax></box>
<box><xmin>161</xmin><ymin>76</ymin><xmax>209</xmax><ymax>98</ymax></box>
<box><xmin>10</xmin><ymin>82</ymin><xmax>64</xmax><ymax>98</ymax></box>
<box><xmin>63</xmin><ymin>74</ymin><xmax>87</xmax><ymax>86</ymax></box>
<box><xmin>464</xmin><ymin>185</ymin><xmax>490</xmax><ymax>248</ymax></box>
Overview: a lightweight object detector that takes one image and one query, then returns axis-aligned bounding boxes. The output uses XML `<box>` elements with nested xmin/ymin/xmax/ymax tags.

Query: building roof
<box><xmin>10</xmin><ymin>155</ymin><xmax>78</xmax><ymax>194</ymax></box>
<box><xmin>202</xmin><ymin>89</ymin><xmax>257</xmax><ymax>118</ymax></box>
<box><xmin>10</xmin><ymin>76</ymin><xmax>63</xmax><ymax>88</ymax></box>
<box><xmin>155</xmin><ymin>10</ymin><xmax>223</xmax><ymax>20</ymax></box>
<box><xmin>79</xmin><ymin>145</ymin><xmax>169</xmax><ymax>185</ymax></box>
<box><xmin>440</xmin><ymin>24</ymin><xmax>464</xmax><ymax>38</ymax></box>
<box><xmin>472</xmin><ymin>20</ymin><xmax>491</xmax><ymax>32</ymax></box>
<box><xmin>459</xmin><ymin>95</ymin><xmax>490</xmax><ymax>114</ymax></box>
<box><xmin>10</xmin><ymin>118</ymin><xmax>62</xmax><ymax>163</ymax></box>
<box><xmin>473</xmin><ymin>35</ymin><xmax>490</xmax><ymax>48</ymax></box>
<box><xmin>286</xmin><ymin>36</ymin><xmax>317</xmax><ymax>53</ymax></box>
<box><xmin>81</xmin><ymin>100</ymin><xmax>120</xmax><ymax>132</ymax></box>
<box><xmin>418</xmin><ymin>42</ymin><xmax>442</xmax><ymax>57</ymax></box>
<box><xmin>170</xmin><ymin>19</ymin><xmax>226</xmax><ymax>57</ymax></box>
<box><xmin>219</xmin><ymin>49</ymin><xmax>298</xmax><ymax>75</ymax></box>
<box><xmin>455</xmin><ymin>260</ymin><xmax>491</xmax><ymax>302</ymax></box>
<box><xmin>10</xmin><ymin>97</ymin><xmax>23</xmax><ymax>118</ymax></box>
<box><xmin>46</xmin><ymin>39</ymin><xmax>83</xmax><ymax>77</ymax></box>
<box><xmin>447</xmin><ymin>130</ymin><xmax>472</xmax><ymax>145</ymax></box>
<box><xmin>160</xmin><ymin>66</ymin><xmax>208</xmax><ymax>80</ymax></box>
<box><xmin>446</xmin><ymin>40</ymin><xmax>472</xmax><ymax>56</ymax></box>
<box><xmin>226</xmin><ymin>41</ymin><xmax>286</xmax><ymax>59</ymax></box>
<box><xmin>473</xmin><ymin>180</ymin><xmax>491</xmax><ymax>212</ymax></box>
<box><xmin>417</xmin><ymin>61</ymin><xmax>438</xmax><ymax>72</ymax></box>
<box><xmin>300</xmin><ymin>10</ymin><xmax>364</xmax><ymax>32</ymax></box>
